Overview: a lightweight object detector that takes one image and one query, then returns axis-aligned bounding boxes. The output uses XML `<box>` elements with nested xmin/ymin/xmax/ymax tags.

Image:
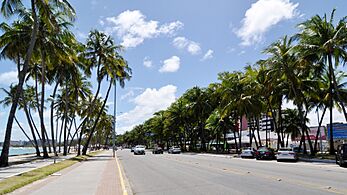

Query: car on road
<box><xmin>134</xmin><ymin>145</ymin><xmax>146</xmax><ymax>155</ymax></box>
<box><xmin>152</xmin><ymin>146</ymin><xmax>163</xmax><ymax>154</ymax></box>
<box><xmin>255</xmin><ymin>147</ymin><xmax>276</xmax><ymax>160</ymax></box>
<box><xmin>336</xmin><ymin>144</ymin><xmax>347</xmax><ymax>167</ymax></box>
<box><xmin>131</xmin><ymin>146</ymin><xmax>135</xmax><ymax>152</ymax></box>
<box><xmin>240</xmin><ymin>147</ymin><xmax>255</xmax><ymax>158</ymax></box>
<box><xmin>276</xmin><ymin>148</ymin><xmax>298</xmax><ymax>162</ymax></box>
<box><xmin>168</xmin><ymin>146</ymin><xmax>181</xmax><ymax>154</ymax></box>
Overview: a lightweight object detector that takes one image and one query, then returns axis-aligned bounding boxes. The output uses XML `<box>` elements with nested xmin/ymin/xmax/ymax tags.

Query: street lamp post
<box><xmin>112</xmin><ymin>79</ymin><xmax>116</xmax><ymax>158</ymax></box>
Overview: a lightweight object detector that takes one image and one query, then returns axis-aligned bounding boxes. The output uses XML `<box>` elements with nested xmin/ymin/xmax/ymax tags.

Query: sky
<box><xmin>1</xmin><ymin>0</ymin><xmax>347</xmax><ymax>140</ymax></box>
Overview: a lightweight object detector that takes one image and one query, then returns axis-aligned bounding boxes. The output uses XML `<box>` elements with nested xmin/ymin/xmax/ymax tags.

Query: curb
<box><xmin>116</xmin><ymin>152</ymin><xmax>133</xmax><ymax>195</ymax></box>
<box><xmin>299</xmin><ymin>158</ymin><xmax>336</xmax><ymax>164</ymax></box>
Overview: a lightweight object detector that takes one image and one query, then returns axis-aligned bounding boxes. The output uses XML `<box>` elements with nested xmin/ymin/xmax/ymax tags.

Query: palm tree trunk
<box><xmin>23</xmin><ymin>105</ymin><xmax>40</xmax><ymax>156</ymax></box>
<box><xmin>50</xmin><ymin>80</ymin><xmax>60</xmax><ymax>156</ymax></box>
<box><xmin>0</xmin><ymin>0</ymin><xmax>39</xmax><ymax>167</ymax></box>
<box><xmin>14</xmin><ymin>116</ymin><xmax>35</xmax><ymax>147</ymax></box>
<box><xmin>29</xmin><ymin>108</ymin><xmax>42</xmax><ymax>141</ymax></box>
<box><xmin>58</xmin><ymin>117</ymin><xmax>65</xmax><ymax>153</ymax></box>
<box><xmin>328</xmin><ymin>54</ymin><xmax>335</xmax><ymax>155</ymax></box>
<box><xmin>238</xmin><ymin>116</ymin><xmax>242</xmax><ymax>151</ymax></box>
<box><xmin>256</xmin><ymin>117</ymin><xmax>262</xmax><ymax>147</ymax></box>
<box><xmin>40</xmin><ymin>52</ymin><xmax>49</xmax><ymax>158</ymax></box>
<box><xmin>233</xmin><ymin>130</ymin><xmax>238</xmax><ymax>153</ymax></box>
<box><xmin>82</xmin><ymin>79</ymin><xmax>113</xmax><ymax>155</ymax></box>
<box><xmin>313</xmin><ymin>106</ymin><xmax>327</xmax><ymax>154</ymax></box>
<box><xmin>63</xmin><ymin>75</ymin><xmax>69</xmax><ymax>156</ymax></box>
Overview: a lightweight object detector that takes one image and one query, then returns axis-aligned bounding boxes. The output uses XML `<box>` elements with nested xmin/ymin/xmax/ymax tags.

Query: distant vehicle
<box><xmin>168</xmin><ymin>146</ymin><xmax>181</xmax><ymax>154</ymax></box>
<box><xmin>276</xmin><ymin>148</ymin><xmax>298</xmax><ymax>162</ymax></box>
<box><xmin>131</xmin><ymin>147</ymin><xmax>135</xmax><ymax>152</ymax></box>
<box><xmin>240</xmin><ymin>147</ymin><xmax>255</xmax><ymax>158</ymax></box>
<box><xmin>336</xmin><ymin>144</ymin><xmax>347</xmax><ymax>167</ymax></box>
<box><xmin>255</xmin><ymin>147</ymin><xmax>275</xmax><ymax>160</ymax></box>
<box><xmin>152</xmin><ymin>146</ymin><xmax>163</xmax><ymax>154</ymax></box>
<box><xmin>134</xmin><ymin>145</ymin><xmax>146</xmax><ymax>155</ymax></box>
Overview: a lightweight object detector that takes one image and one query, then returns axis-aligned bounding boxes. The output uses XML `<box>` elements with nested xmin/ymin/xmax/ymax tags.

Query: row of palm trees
<box><xmin>118</xmin><ymin>10</ymin><xmax>347</xmax><ymax>156</ymax></box>
<box><xmin>0</xmin><ymin>0</ymin><xmax>131</xmax><ymax>167</ymax></box>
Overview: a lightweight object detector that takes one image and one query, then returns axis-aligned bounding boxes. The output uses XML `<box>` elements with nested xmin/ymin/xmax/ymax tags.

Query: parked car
<box><xmin>276</xmin><ymin>148</ymin><xmax>298</xmax><ymax>162</ymax></box>
<box><xmin>240</xmin><ymin>147</ymin><xmax>255</xmax><ymax>158</ymax></box>
<box><xmin>152</xmin><ymin>146</ymin><xmax>163</xmax><ymax>154</ymax></box>
<box><xmin>131</xmin><ymin>146</ymin><xmax>135</xmax><ymax>152</ymax></box>
<box><xmin>255</xmin><ymin>147</ymin><xmax>276</xmax><ymax>160</ymax></box>
<box><xmin>336</xmin><ymin>144</ymin><xmax>347</xmax><ymax>167</ymax></box>
<box><xmin>168</xmin><ymin>146</ymin><xmax>181</xmax><ymax>154</ymax></box>
<box><xmin>134</xmin><ymin>145</ymin><xmax>146</xmax><ymax>155</ymax></box>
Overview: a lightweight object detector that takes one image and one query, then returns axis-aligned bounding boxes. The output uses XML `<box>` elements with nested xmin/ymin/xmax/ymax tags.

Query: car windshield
<box><xmin>136</xmin><ymin>145</ymin><xmax>145</xmax><ymax>148</ymax></box>
<box><xmin>257</xmin><ymin>147</ymin><xmax>269</xmax><ymax>151</ymax></box>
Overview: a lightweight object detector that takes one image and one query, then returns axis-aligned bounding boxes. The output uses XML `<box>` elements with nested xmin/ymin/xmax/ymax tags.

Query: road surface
<box><xmin>117</xmin><ymin>149</ymin><xmax>347</xmax><ymax>195</ymax></box>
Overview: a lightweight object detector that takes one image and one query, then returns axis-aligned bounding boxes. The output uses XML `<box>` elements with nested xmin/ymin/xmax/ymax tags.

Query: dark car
<box><xmin>152</xmin><ymin>146</ymin><xmax>163</xmax><ymax>154</ymax></box>
<box><xmin>336</xmin><ymin>144</ymin><xmax>347</xmax><ymax>167</ymax></box>
<box><xmin>255</xmin><ymin>147</ymin><xmax>276</xmax><ymax>160</ymax></box>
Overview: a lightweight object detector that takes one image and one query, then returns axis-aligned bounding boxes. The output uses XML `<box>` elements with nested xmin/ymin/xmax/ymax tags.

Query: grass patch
<box><xmin>0</xmin><ymin>151</ymin><xmax>101</xmax><ymax>195</ymax></box>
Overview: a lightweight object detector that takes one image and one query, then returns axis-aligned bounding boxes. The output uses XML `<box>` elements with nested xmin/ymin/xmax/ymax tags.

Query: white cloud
<box><xmin>0</xmin><ymin>70</ymin><xmax>17</xmax><ymax>85</ymax></box>
<box><xmin>121</xmin><ymin>90</ymin><xmax>135</xmax><ymax>100</ymax></box>
<box><xmin>143</xmin><ymin>56</ymin><xmax>153</xmax><ymax>68</ymax></box>
<box><xmin>159</xmin><ymin>56</ymin><xmax>180</xmax><ymax>73</ymax></box>
<box><xmin>201</xmin><ymin>49</ymin><xmax>214</xmax><ymax>61</ymax></box>
<box><xmin>236</xmin><ymin>0</ymin><xmax>299</xmax><ymax>46</ymax></box>
<box><xmin>116</xmin><ymin>85</ymin><xmax>177</xmax><ymax>134</ymax></box>
<box><xmin>172</xmin><ymin>37</ymin><xmax>201</xmax><ymax>55</ymax></box>
<box><xmin>104</xmin><ymin>10</ymin><xmax>183</xmax><ymax>48</ymax></box>
<box><xmin>238</xmin><ymin>50</ymin><xmax>246</xmax><ymax>56</ymax></box>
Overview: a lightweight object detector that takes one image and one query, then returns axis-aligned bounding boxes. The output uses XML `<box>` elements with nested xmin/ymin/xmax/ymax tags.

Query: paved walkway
<box><xmin>11</xmin><ymin>150</ymin><xmax>123</xmax><ymax>195</ymax></box>
<box><xmin>0</xmin><ymin>154</ymin><xmax>75</xmax><ymax>180</ymax></box>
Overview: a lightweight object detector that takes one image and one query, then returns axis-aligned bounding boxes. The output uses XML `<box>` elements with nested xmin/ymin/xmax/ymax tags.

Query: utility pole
<box><xmin>112</xmin><ymin>79</ymin><xmax>116</xmax><ymax>158</ymax></box>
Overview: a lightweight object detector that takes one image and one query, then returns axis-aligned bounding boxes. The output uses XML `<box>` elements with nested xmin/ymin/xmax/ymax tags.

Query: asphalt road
<box><xmin>117</xmin><ymin>149</ymin><xmax>347</xmax><ymax>195</ymax></box>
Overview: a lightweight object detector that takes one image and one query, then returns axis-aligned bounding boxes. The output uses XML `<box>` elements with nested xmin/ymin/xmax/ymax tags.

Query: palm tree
<box><xmin>0</xmin><ymin>85</ymin><xmax>41</xmax><ymax>156</ymax></box>
<box><xmin>82</xmin><ymin>31</ymin><xmax>131</xmax><ymax>155</ymax></box>
<box><xmin>296</xmin><ymin>9</ymin><xmax>347</xmax><ymax>154</ymax></box>
<box><xmin>0</xmin><ymin>0</ymin><xmax>75</xmax><ymax>166</ymax></box>
<box><xmin>263</xmin><ymin>35</ymin><xmax>315</xmax><ymax>153</ymax></box>
<box><xmin>282</xmin><ymin>109</ymin><xmax>302</xmax><ymax>147</ymax></box>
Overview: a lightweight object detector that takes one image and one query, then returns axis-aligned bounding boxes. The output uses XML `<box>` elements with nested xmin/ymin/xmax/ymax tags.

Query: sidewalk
<box><xmin>11</xmin><ymin>150</ymin><xmax>124</xmax><ymax>195</ymax></box>
<box><xmin>0</xmin><ymin>153</ymin><xmax>75</xmax><ymax>180</ymax></box>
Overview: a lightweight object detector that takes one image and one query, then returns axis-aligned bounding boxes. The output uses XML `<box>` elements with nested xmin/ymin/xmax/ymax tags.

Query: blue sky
<box><xmin>1</xmin><ymin>0</ymin><xmax>347</xmax><ymax>140</ymax></box>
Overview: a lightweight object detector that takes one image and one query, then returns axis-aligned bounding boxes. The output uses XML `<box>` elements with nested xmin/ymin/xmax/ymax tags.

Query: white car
<box><xmin>276</xmin><ymin>148</ymin><xmax>298</xmax><ymax>162</ymax></box>
<box><xmin>240</xmin><ymin>147</ymin><xmax>255</xmax><ymax>158</ymax></box>
<box><xmin>134</xmin><ymin>145</ymin><xmax>146</xmax><ymax>155</ymax></box>
<box><xmin>168</xmin><ymin>146</ymin><xmax>181</xmax><ymax>154</ymax></box>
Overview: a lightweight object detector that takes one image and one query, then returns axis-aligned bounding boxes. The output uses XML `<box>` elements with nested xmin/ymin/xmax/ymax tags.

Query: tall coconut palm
<box><xmin>0</xmin><ymin>0</ymin><xmax>75</xmax><ymax>166</ymax></box>
<box><xmin>0</xmin><ymin>85</ymin><xmax>41</xmax><ymax>156</ymax></box>
<box><xmin>263</xmin><ymin>35</ymin><xmax>315</xmax><ymax>153</ymax></box>
<box><xmin>296</xmin><ymin>9</ymin><xmax>347</xmax><ymax>154</ymax></box>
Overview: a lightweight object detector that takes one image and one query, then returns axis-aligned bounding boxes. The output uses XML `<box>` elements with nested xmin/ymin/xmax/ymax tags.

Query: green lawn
<box><xmin>0</xmin><ymin>151</ymin><xmax>101</xmax><ymax>195</ymax></box>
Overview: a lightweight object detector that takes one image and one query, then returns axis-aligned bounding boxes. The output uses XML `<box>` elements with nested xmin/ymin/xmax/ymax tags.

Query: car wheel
<box><xmin>339</xmin><ymin>159</ymin><xmax>344</xmax><ymax>167</ymax></box>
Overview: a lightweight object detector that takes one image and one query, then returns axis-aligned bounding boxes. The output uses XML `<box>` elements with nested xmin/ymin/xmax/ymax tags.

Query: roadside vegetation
<box><xmin>0</xmin><ymin>0</ymin><xmax>132</xmax><ymax>167</ymax></box>
<box><xmin>118</xmin><ymin>9</ymin><xmax>347</xmax><ymax>156</ymax></box>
